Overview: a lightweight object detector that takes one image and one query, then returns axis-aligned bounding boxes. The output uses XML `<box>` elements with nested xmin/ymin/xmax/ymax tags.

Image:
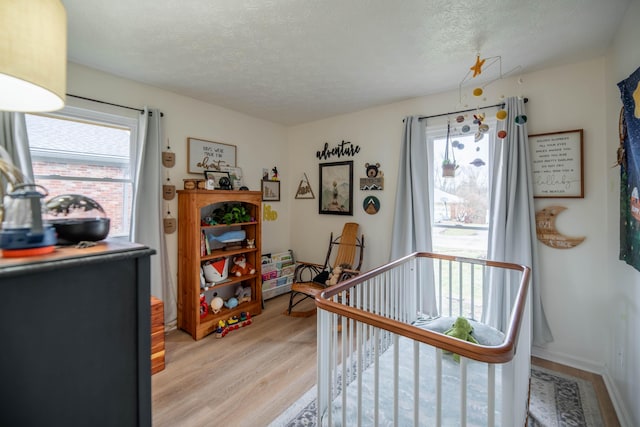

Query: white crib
<box><xmin>316</xmin><ymin>252</ymin><xmax>531</xmax><ymax>427</ymax></box>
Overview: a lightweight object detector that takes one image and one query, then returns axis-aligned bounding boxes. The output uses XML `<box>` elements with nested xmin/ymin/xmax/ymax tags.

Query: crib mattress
<box><xmin>321</xmin><ymin>317</ymin><xmax>505</xmax><ymax>426</ymax></box>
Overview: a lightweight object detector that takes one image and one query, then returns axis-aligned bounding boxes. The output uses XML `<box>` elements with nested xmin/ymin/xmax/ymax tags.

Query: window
<box><xmin>25</xmin><ymin>106</ymin><xmax>139</xmax><ymax>239</ymax></box>
<box><xmin>428</xmin><ymin>115</ymin><xmax>496</xmax><ymax>258</ymax></box>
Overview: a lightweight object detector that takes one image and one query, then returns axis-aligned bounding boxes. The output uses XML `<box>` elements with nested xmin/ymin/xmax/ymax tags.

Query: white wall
<box><xmin>287</xmin><ymin>57</ymin><xmax>636</xmax><ymax>421</ymax></box>
<box><xmin>605</xmin><ymin>1</ymin><xmax>640</xmax><ymax>425</ymax></box>
<box><xmin>66</xmin><ymin>63</ymin><xmax>292</xmax><ymax>305</ymax></box>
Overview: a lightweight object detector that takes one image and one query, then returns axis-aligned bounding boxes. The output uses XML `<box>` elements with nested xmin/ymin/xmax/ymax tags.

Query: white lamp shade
<box><xmin>0</xmin><ymin>0</ymin><xmax>67</xmax><ymax>112</ymax></box>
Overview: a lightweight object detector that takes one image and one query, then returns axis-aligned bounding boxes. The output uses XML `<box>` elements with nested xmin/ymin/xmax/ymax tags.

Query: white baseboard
<box><xmin>531</xmin><ymin>346</ymin><xmax>604</xmax><ymax>374</ymax></box>
<box><xmin>601</xmin><ymin>371</ymin><xmax>633</xmax><ymax>427</ymax></box>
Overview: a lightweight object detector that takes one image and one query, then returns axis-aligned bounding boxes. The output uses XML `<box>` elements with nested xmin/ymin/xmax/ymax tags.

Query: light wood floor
<box><xmin>153</xmin><ymin>294</ymin><xmax>619</xmax><ymax>426</ymax></box>
<box><xmin>152</xmin><ymin>294</ymin><xmax>318</xmax><ymax>427</ymax></box>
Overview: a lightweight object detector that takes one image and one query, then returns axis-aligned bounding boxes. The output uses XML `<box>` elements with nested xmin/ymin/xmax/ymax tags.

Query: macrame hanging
<box><xmin>442</xmin><ymin>122</ymin><xmax>458</xmax><ymax>178</ymax></box>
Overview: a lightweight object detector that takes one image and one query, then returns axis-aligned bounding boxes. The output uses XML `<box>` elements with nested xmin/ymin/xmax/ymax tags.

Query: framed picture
<box><xmin>319</xmin><ymin>161</ymin><xmax>353</xmax><ymax>215</ymax></box>
<box><xmin>262</xmin><ymin>180</ymin><xmax>280</xmax><ymax>201</ymax></box>
<box><xmin>220</xmin><ymin>166</ymin><xmax>244</xmax><ymax>189</ymax></box>
<box><xmin>529</xmin><ymin>129</ymin><xmax>584</xmax><ymax>198</ymax></box>
<box><xmin>204</xmin><ymin>171</ymin><xmax>231</xmax><ymax>189</ymax></box>
<box><xmin>188</xmin><ymin>137</ymin><xmax>237</xmax><ymax>174</ymax></box>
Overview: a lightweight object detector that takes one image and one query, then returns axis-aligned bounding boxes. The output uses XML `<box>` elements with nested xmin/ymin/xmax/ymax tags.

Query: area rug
<box><xmin>527</xmin><ymin>365</ymin><xmax>604</xmax><ymax>427</ymax></box>
<box><xmin>269</xmin><ymin>365</ymin><xmax>604</xmax><ymax>427</ymax></box>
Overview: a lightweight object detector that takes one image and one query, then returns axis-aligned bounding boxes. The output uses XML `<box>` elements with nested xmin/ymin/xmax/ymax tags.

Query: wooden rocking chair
<box><xmin>287</xmin><ymin>222</ymin><xmax>364</xmax><ymax>316</ymax></box>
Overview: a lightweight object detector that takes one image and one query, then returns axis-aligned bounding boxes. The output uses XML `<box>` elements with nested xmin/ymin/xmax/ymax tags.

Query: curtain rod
<box><xmin>66</xmin><ymin>93</ymin><xmax>164</xmax><ymax>117</ymax></box>
<box><xmin>67</xmin><ymin>93</ymin><xmax>143</xmax><ymax>113</ymax></box>
<box><xmin>416</xmin><ymin>97</ymin><xmax>529</xmax><ymax>121</ymax></box>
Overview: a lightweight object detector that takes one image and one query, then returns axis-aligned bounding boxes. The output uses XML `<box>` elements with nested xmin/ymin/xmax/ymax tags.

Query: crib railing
<box><xmin>315</xmin><ymin>252</ymin><xmax>531</xmax><ymax>427</ymax></box>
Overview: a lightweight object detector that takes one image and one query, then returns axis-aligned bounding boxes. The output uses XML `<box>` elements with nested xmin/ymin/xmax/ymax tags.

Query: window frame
<box><xmin>26</xmin><ymin>105</ymin><xmax>140</xmax><ymax>240</ymax></box>
<box><xmin>426</xmin><ymin>115</ymin><xmax>497</xmax><ymax>257</ymax></box>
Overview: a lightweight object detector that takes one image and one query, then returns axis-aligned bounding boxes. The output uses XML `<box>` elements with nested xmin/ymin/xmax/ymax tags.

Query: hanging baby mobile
<box><xmin>458</xmin><ymin>53</ymin><xmax>527</xmax><ymax>133</ymax></box>
<box><xmin>436</xmin><ymin>53</ymin><xmax>527</xmax><ymax>175</ymax></box>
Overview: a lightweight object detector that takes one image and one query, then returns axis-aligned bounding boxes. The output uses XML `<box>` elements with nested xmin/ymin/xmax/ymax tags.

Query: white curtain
<box><xmin>485</xmin><ymin>97</ymin><xmax>553</xmax><ymax>346</ymax></box>
<box><xmin>390</xmin><ymin>116</ymin><xmax>437</xmax><ymax>317</ymax></box>
<box><xmin>131</xmin><ymin>108</ymin><xmax>177</xmax><ymax>328</ymax></box>
<box><xmin>0</xmin><ymin>112</ymin><xmax>34</xmax><ymax>182</ymax></box>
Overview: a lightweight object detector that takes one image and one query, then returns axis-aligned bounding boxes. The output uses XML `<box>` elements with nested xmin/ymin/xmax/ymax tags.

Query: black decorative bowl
<box><xmin>46</xmin><ymin>218</ymin><xmax>111</xmax><ymax>245</ymax></box>
<box><xmin>43</xmin><ymin>194</ymin><xmax>110</xmax><ymax>244</ymax></box>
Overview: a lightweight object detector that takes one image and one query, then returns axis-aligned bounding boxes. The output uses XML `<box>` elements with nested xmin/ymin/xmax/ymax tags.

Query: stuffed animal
<box><xmin>325</xmin><ymin>265</ymin><xmax>345</xmax><ymax>286</ymax></box>
<box><xmin>230</xmin><ymin>254</ymin><xmax>256</xmax><ymax>277</ymax></box>
<box><xmin>235</xmin><ymin>286</ymin><xmax>252</xmax><ymax>304</ymax></box>
<box><xmin>443</xmin><ymin>316</ymin><xmax>479</xmax><ymax>362</ymax></box>
<box><xmin>210</xmin><ymin>296</ymin><xmax>224</xmax><ymax>314</ymax></box>
<box><xmin>224</xmin><ymin>297</ymin><xmax>239</xmax><ymax>309</ymax></box>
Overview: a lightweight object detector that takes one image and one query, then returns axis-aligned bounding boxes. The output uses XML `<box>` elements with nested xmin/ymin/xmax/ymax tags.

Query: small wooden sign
<box><xmin>162</xmin><ymin>151</ymin><xmax>175</xmax><ymax>168</ymax></box>
<box><xmin>163</xmin><ymin>218</ymin><xmax>177</xmax><ymax>234</ymax></box>
<box><xmin>535</xmin><ymin>206</ymin><xmax>585</xmax><ymax>249</ymax></box>
<box><xmin>162</xmin><ymin>184</ymin><xmax>176</xmax><ymax>200</ymax></box>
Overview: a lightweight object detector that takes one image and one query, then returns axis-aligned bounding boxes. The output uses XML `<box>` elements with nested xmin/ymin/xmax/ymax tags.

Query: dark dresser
<box><xmin>0</xmin><ymin>241</ymin><xmax>155</xmax><ymax>427</ymax></box>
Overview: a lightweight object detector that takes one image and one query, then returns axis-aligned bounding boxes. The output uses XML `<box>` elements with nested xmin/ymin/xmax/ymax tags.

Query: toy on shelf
<box><xmin>200</xmin><ymin>294</ymin><xmax>208</xmax><ymax>319</ymax></box>
<box><xmin>236</xmin><ymin>286</ymin><xmax>252</xmax><ymax>304</ymax></box>
<box><xmin>224</xmin><ymin>297</ymin><xmax>238</xmax><ymax>309</ymax></box>
<box><xmin>202</xmin><ymin>257</ymin><xmax>229</xmax><ymax>283</ymax></box>
<box><xmin>214</xmin><ymin>312</ymin><xmax>253</xmax><ymax>338</ymax></box>
<box><xmin>230</xmin><ymin>254</ymin><xmax>256</xmax><ymax>277</ymax></box>
<box><xmin>210</xmin><ymin>296</ymin><xmax>224</xmax><ymax>314</ymax></box>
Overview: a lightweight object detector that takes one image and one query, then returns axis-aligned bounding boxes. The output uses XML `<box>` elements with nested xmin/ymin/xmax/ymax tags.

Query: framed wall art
<box><xmin>204</xmin><ymin>171</ymin><xmax>231</xmax><ymax>189</ymax></box>
<box><xmin>262</xmin><ymin>180</ymin><xmax>280</xmax><ymax>201</ymax></box>
<box><xmin>529</xmin><ymin>129</ymin><xmax>584</xmax><ymax>198</ymax></box>
<box><xmin>295</xmin><ymin>173</ymin><xmax>315</xmax><ymax>199</ymax></box>
<box><xmin>319</xmin><ymin>161</ymin><xmax>353</xmax><ymax>215</ymax></box>
<box><xmin>187</xmin><ymin>137</ymin><xmax>236</xmax><ymax>174</ymax></box>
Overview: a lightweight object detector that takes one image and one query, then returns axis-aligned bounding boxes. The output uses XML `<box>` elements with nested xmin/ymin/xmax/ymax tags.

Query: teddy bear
<box><xmin>326</xmin><ymin>264</ymin><xmax>351</xmax><ymax>286</ymax></box>
<box><xmin>230</xmin><ymin>254</ymin><xmax>256</xmax><ymax>277</ymax></box>
<box><xmin>443</xmin><ymin>316</ymin><xmax>479</xmax><ymax>362</ymax></box>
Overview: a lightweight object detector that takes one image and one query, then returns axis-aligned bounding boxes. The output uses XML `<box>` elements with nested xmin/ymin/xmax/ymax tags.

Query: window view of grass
<box><xmin>431</xmin><ymin>127</ymin><xmax>491</xmax><ymax>260</ymax></box>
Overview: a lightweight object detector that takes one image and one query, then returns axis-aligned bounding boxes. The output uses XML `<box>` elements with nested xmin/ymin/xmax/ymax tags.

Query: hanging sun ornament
<box><xmin>496</xmin><ymin>109</ymin><xmax>507</xmax><ymax>120</ymax></box>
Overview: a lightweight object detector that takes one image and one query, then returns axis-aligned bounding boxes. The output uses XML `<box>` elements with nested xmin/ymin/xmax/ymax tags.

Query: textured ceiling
<box><xmin>62</xmin><ymin>0</ymin><xmax>630</xmax><ymax>125</ymax></box>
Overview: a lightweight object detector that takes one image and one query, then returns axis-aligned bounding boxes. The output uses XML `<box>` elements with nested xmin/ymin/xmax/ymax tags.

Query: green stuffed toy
<box><xmin>443</xmin><ymin>316</ymin><xmax>479</xmax><ymax>362</ymax></box>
